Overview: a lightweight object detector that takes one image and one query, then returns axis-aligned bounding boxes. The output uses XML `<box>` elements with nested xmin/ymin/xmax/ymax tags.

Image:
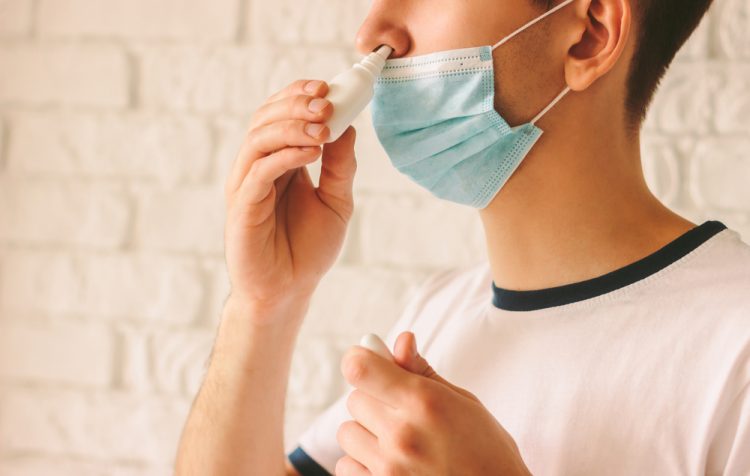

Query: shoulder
<box><xmin>410</xmin><ymin>261</ymin><xmax>493</xmax><ymax>311</ymax></box>
<box><xmin>392</xmin><ymin>262</ymin><xmax>493</xmax><ymax>338</ymax></box>
<box><xmin>683</xmin><ymin>228</ymin><xmax>750</xmax><ymax>302</ymax></box>
<box><xmin>671</xmin><ymin>228</ymin><xmax>750</xmax><ymax>377</ymax></box>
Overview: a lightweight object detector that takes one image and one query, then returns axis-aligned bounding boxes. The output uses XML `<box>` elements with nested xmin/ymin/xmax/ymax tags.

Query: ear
<box><xmin>564</xmin><ymin>0</ymin><xmax>631</xmax><ymax>91</ymax></box>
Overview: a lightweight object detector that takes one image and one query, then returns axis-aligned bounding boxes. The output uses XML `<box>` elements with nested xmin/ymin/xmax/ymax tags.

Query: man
<box><xmin>175</xmin><ymin>0</ymin><xmax>750</xmax><ymax>474</ymax></box>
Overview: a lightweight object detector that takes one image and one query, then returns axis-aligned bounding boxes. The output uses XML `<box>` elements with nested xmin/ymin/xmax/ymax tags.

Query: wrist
<box><xmin>223</xmin><ymin>292</ymin><xmax>312</xmax><ymax>325</ymax></box>
<box><xmin>211</xmin><ymin>294</ymin><xmax>310</xmax><ymax>364</ymax></box>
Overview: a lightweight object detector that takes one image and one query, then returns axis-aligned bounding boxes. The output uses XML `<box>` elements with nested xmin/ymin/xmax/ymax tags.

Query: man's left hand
<box><xmin>335</xmin><ymin>331</ymin><xmax>532</xmax><ymax>476</ymax></box>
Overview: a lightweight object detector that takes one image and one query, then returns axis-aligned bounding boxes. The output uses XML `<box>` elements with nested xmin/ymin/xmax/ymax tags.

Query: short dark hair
<box><xmin>532</xmin><ymin>0</ymin><xmax>714</xmax><ymax>128</ymax></box>
<box><xmin>626</xmin><ymin>0</ymin><xmax>713</xmax><ymax>127</ymax></box>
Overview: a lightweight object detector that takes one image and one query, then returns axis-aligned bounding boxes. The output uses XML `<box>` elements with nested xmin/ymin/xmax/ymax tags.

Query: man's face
<box><xmin>355</xmin><ymin>0</ymin><xmax>568</xmax><ymax>126</ymax></box>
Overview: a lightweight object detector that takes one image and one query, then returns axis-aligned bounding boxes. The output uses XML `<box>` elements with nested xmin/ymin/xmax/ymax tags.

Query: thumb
<box><xmin>393</xmin><ymin>331</ymin><xmax>479</xmax><ymax>402</ymax></box>
<box><xmin>317</xmin><ymin>125</ymin><xmax>357</xmax><ymax>218</ymax></box>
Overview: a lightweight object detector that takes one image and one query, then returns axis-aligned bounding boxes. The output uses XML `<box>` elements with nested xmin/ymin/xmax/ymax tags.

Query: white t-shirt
<box><xmin>288</xmin><ymin>221</ymin><xmax>750</xmax><ymax>475</ymax></box>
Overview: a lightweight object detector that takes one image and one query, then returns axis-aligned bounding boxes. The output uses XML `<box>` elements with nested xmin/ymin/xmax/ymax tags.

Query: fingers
<box><xmin>250</xmin><ymin>93</ymin><xmax>332</xmax><ymax>132</ymax></box>
<box><xmin>336</xmin><ymin>420</ymin><xmax>380</xmax><ymax>471</ymax></box>
<box><xmin>317</xmin><ymin>126</ymin><xmax>357</xmax><ymax>222</ymax></box>
<box><xmin>346</xmin><ymin>388</ymin><xmax>397</xmax><ymax>438</ymax></box>
<box><xmin>237</xmin><ymin>146</ymin><xmax>322</xmax><ymax>205</ymax></box>
<box><xmin>227</xmin><ymin>119</ymin><xmax>329</xmax><ymax>195</ymax></box>
<box><xmin>335</xmin><ymin>455</ymin><xmax>370</xmax><ymax>476</ymax></box>
<box><xmin>267</xmin><ymin>79</ymin><xmax>328</xmax><ymax>104</ymax></box>
<box><xmin>392</xmin><ymin>331</ymin><xmax>481</xmax><ymax>403</ymax></box>
<box><xmin>225</xmin><ymin>78</ymin><xmax>330</xmax><ymax>196</ymax></box>
<box><xmin>341</xmin><ymin>346</ymin><xmax>419</xmax><ymax>409</ymax></box>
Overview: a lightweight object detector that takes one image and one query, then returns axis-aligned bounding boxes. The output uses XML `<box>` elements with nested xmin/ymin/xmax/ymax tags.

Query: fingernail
<box><xmin>411</xmin><ymin>338</ymin><xmax>418</xmax><ymax>357</ymax></box>
<box><xmin>308</xmin><ymin>98</ymin><xmax>328</xmax><ymax>113</ymax></box>
<box><xmin>305</xmin><ymin>123</ymin><xmax>326</xmax><ymax>138</ymax></box>
<box><xmin>304</xmin><ymin>80</ymin><xmax>322</xmax><ymax>93</ymax></box>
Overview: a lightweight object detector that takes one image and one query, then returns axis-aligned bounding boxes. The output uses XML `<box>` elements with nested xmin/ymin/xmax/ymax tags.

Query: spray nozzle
<box><xmin>374</xmin><ymin>45</ymin><xmax>394</xmax><ymax>60</ymax></box>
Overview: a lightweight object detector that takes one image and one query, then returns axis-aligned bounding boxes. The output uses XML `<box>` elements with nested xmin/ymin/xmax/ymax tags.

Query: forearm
<box><xmin>175</xmin><ymin>297</ymin><xmax>309</xmax><ymax>475</ymax></box>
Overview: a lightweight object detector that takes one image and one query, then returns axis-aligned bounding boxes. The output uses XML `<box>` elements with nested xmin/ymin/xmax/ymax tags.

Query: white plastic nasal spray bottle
<box><xmin>323</xmin><ymin>45</ymin><xmax>394</xmax><ymax>143</ymax></box>
<box><xmin>359</xmin><ymin>333</ymin><xmax>394</xmax><ymax>361</ymax></box>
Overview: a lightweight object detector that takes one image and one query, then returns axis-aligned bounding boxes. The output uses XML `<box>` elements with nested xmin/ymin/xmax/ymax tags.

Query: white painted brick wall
<box><xmin>0</xmin><ymin>0</ymin><xmax>748</xmax><ymax>474</ymax></box>
<box><xmin>0</xmin><ymin>45</ymin><xmax>129</xmax><ymax>107</ymax></box>
<box><xmin>0</xmin><ymin>0</ymin><xmax>33</xmax><ymax>38</ymax></box>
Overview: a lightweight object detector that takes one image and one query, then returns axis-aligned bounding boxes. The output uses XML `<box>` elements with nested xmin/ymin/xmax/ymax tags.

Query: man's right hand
<box><xmin>223</xmin><ymin>79</ymin><xmax>357</xmax><ymax>323</ymax></box>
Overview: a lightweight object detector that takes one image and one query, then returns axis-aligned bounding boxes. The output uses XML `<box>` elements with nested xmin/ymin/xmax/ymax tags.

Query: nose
<box><xmin>354</xmin><ymin>5</ymin><xmax>410</xmax><ymax>58</ymax></box>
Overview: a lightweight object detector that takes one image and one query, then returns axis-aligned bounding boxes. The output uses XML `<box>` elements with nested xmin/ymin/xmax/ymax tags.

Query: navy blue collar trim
<box><xmin>288</xmin><ymin>447</ymin><xmax>331</xmax><ymax>476</ymax></box>
<box><xmin>491</xmin><ymin>220</ymin><xmax>727</xmax><ymax>312</ymax></box>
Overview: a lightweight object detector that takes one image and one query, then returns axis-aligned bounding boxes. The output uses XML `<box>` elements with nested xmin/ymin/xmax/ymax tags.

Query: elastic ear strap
<box><xmin>531</xmin><ymin>86</ymin><xmax>571</xmax><ymax>125</ymax></box>
<box><xmin>491</xmin><ymin>0</ymin><xmax>577</xmax><ymax>50</ymax></box>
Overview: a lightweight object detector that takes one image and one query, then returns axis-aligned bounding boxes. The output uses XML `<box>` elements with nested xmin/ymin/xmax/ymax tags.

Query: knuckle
<box><xmin>248</xmin><ymin>158</ymin><xmax>263</xmax><ymax>177</ymax></box>
<box><xmin>389</xmin><ymin>421</ymin><xmax>421</xmax><ymax>456</ymax></box>
<box><xmin>335</xmin><ymin>420</ymin><xmax>357</xmax><ymax>445</ymax></box>
<box><xmin>291</xmin><ymin>79</ymin><xmax>309</xmax><ymax>92</ymax></box>
<box><xmin>342</xmin><ymin>351</ymin><xmax>368</xmax><ymax>384</ymax></box>
<box><xmin>245</xmin><ymin>129</ymin><xmax>261</xmax><ymax>153</ymax></box>
<box><xmin>296</xmin><ymin>119</ymin><xmax>312</xmax><ymax>138</ymax></box>
<box><xmin>345</xmin><ymin>389</ymin><xmax>360</xmax><ymax>414</ymax></box>
<box><xmin>291</xmin><ymin>94</ymin><xmax>308</xmax><ymax>116</ymax></box>
<box><xmin>292</xmin><ymin>94</ymin><xmax>312</xmax><ymax>116</ymax></box>
<box><xmin>411</xmin><ymin>380</ymin><xmax>442</xmax><ymax>419</ymax></box>
<box><xmin>378</xmin><ymin>461</ymin><xmax>406</xmax><ymax>476</ymax></box>
<box><xmin>335</xmin><ymin>457</ymin><xmax>349</xmax><ymax>476</ymax></box>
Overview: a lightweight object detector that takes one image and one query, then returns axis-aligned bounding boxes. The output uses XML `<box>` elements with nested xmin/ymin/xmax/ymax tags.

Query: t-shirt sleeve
<box><xmin>705</xmin><ymin>378</ymin><xmax>750</xmax><ymax>476</ymax></box>
<box><xmin>286</xmin><ymin>271</ymin><xmax>449</xmax><ymax>475</ymax></box>
<box><xmin>706</xmin><ymin>382</ymin><xmax>750</xmax><ymax>476</ymax></box>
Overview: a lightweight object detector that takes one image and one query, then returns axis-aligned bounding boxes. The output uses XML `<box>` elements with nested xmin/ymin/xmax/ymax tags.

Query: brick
<box><xmin>304</xmin><ymin>266</ymin><xmax>429</xmax><ymax>337</ymax></box>
<box><xmin>690</xmin><ymin>137</ymin><xmax>750</xmax><ymax>211</ymax></box>
<box><xmin>643</xmin><ymin>63</ymin><xmax>722</xmax><ymax>134</ymax></box>
<box><xmin>205</xmin><ymin>258</ymin><xmax>232</xmax><ymax>327</ymax></box>
<box><xmin>122</xmin><ymin>329</ymin><xmax>213</xmax><ymax>397</ymax></box>
<box><xmin>0</xmin><ymin>456</ymin><xmax>170</xmax><ymax>476</ymax></box>
<box><xmin>0</xmin><ymin>251</ymin><xmax>207</xmax><ymax>325</ymax></box>
<box><xmin>0</xmin><ymin>44</ymin><xmax>128</xmax><ymax>107</ymax></box>
<box><xmin>640</xmin><ymin>133</ymin><xmax>685</xmax><ymax>206</ymax></box>
<box><xmin>716</xmin><ymin>0</ymin><xmax>750</xmax><ymax>60</ymax></box>
<box><xmin>82</xmin><ymin>254</ymin><xmax>208</xmax><ymax>324</ymax></box>
<box><xmin>137</xmin><ymin>45</ymin><xmax>350</xmax><ymax>114</ymax></box>
<box><xmin>37</xmin><ymin>0</ymin><xmax>240</xmax><ymax>40</ymax></box>
<box><xmin>0</xmin><ymin>318</ymin><xmax>112</xmax><ymax>387</ymax></box>
<box><xmin>287</xmin><ymin>335</ymin><xmax>350</xmax><ymax>409</ymax></box>
<box><xmin>0</xmin><ymin>178</ymin><xmax>130</xmax><ymax>248</ymax></box>
<box><xmin>284</xmin><ymin>405</ymin><xmax>330</xmax><ymax>452</ymax></box>
<box><xmin>0</xmin><ymin>118</ymin><xmax>6</xmax><ymax>171</ymax></box>
<box><xmin>122</xmin><ymin>322</ymin><xmax>354</xmax><ymax>404</ymax></box>
<box><xmin>672</xmin><ymin>8</ymin><xmax>711</xmax><ymax>62</ymax></box>
<box><xmin>248</xmin><ymin>0</ymin><xmax>369</xmax><ymax>45</ymax></box>
<box><xmin>0</xmin><ymin>250</ymin><xmax>85</xmax><ymax>316</ymax></box>
<box><xmin>133</xmin><ymin>185</ymin><xmax>225</xmax><ymax>254</ymax></box>
<box><xmin>213</xmin><ymin>117</ymin><xmax>248</xmax><ymax>187</ymax></box>
<box><xmin>118</xmin><ymin>328</ymin><xmax>152</xmax><ymax>394</ymax></box>
<box><xmin>7</xmin><ymin>112</ymin><xmax>213</xmax><ymax>185</ymax></box>
<box><xmin>358</xmin><ymin>195</ymin><xmax>488</xmax><ymax>268</ymax></box>
<box><xmin>0</xmin><ymin>0</ymin><xmax>33</xmax><ymax>37</ymax></box>
<box><xmin>713</xmin><ymin>64</ymin><xmax>750</xmax><ymax>134</ymax></box>
<box><xmin>0</xmin><ymin>388</ymin><xmax>189</xmax><ymax>464</ymax></box>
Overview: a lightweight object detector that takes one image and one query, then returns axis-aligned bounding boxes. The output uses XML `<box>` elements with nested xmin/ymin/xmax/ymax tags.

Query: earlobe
<box><xmin>564</xmin><ymin>0</ymin><xmax>631</xmax><ymax>91</ymax></box>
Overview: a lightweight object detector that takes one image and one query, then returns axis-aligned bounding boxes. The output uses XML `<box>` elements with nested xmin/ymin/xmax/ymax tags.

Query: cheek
<box><xmin>491</xmin><ymin>33</ymin><xmax>563</xmax><ymax>126</ymax></box>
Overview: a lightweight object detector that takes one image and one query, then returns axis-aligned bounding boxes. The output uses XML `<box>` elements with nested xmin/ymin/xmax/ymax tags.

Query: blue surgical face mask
<box><xmin>370</xmin><ymin>0</ymin><xmax>575</xmax><ymax>209</ymax></box>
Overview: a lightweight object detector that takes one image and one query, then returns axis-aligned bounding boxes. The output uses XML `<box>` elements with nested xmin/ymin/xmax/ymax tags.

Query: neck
<box><xmin>479</xmin><ymin>108</ymin><xmax>695</xmax><ymax>291</ymax></box>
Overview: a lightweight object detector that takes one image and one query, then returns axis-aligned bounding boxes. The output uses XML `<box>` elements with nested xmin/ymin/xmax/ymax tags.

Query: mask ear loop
<box><xmin>530</xmin><ymin>86</ymin><xmax>571</xmax><ymax>125</ymax></box>
<box><xmin>491</xmin><ymin>0</ymin><xmax>577</xmax><ymax>51</ymax></box>
<box><xmin>489</xmin><ymin>0</ymin><xmax>577</xmax><ymax>127</ymax></box>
